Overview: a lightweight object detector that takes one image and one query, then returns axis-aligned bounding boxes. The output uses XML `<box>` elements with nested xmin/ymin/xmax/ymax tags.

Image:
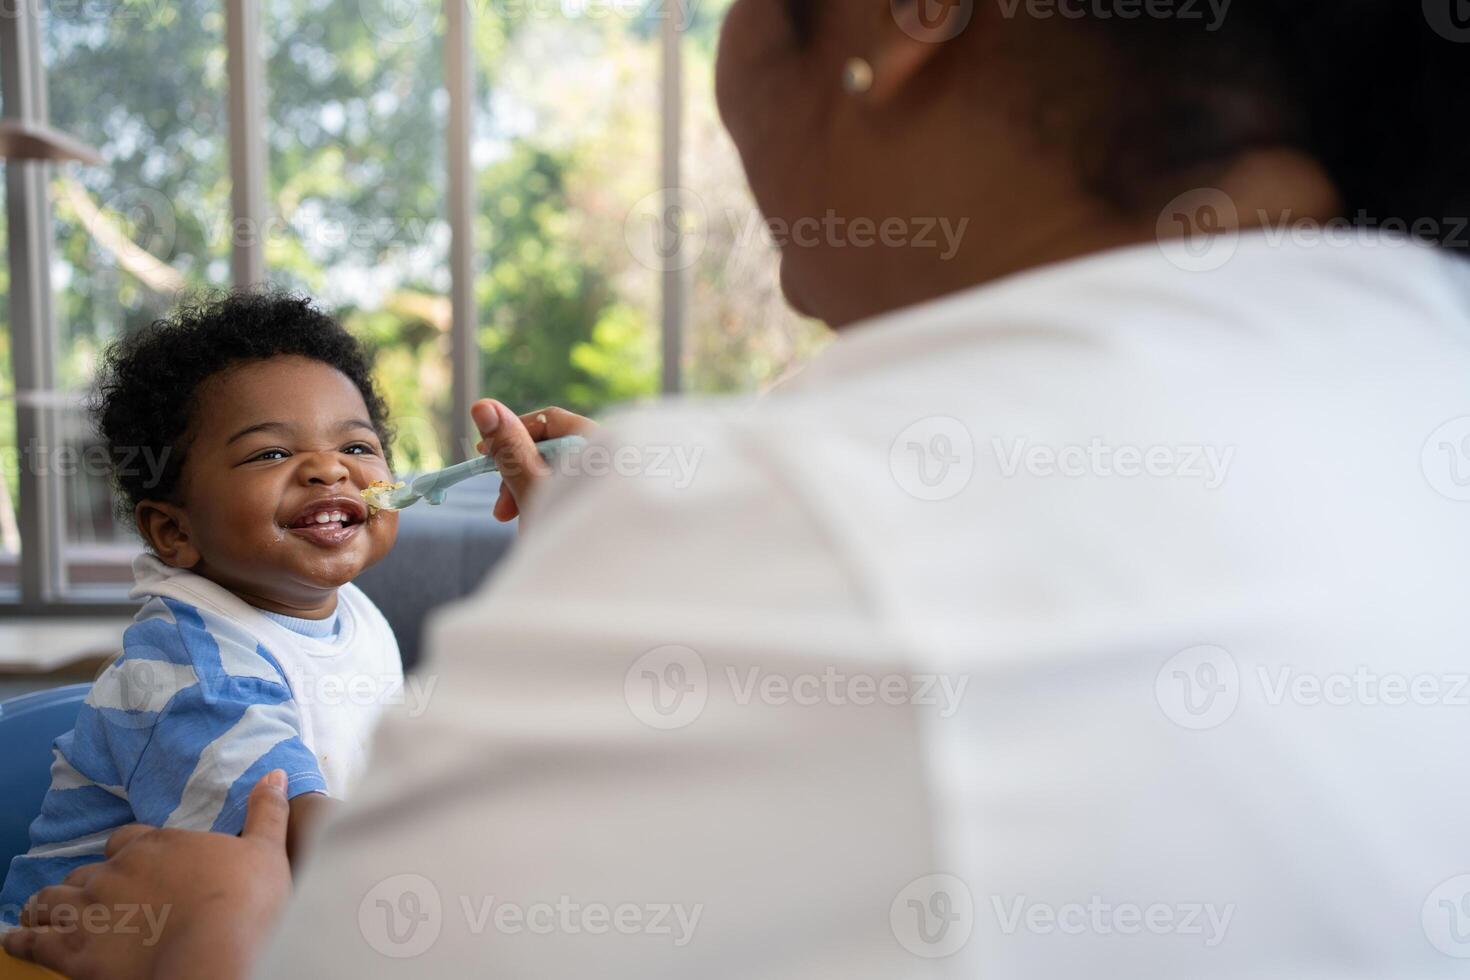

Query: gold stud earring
<box><xmin>842</xmin><ymin>57</ymin><xmax>874</xmax><ymax>95</ymax></box>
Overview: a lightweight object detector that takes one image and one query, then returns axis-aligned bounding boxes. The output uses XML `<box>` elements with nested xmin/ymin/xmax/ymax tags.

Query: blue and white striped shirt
<box><xmin>0</xmin><ymin>597</ymin><xmax>332</xmax><ymax>923</ymax></box>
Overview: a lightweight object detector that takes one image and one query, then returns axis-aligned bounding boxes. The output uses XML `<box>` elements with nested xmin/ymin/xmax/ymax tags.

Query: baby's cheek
<box><xmin>361</xmin><ymin>456</ymin><xmax>395</xmax><ymax>481</ymax></box>
<box><xmin>366</xmin><ymin>509</ymin><xmax>399</xmax><ymax>559</ymax></box>
<box><xmin>221</xmin><ymin>498</ymin><xmax>281</xmax><ymax>546</ymax></box>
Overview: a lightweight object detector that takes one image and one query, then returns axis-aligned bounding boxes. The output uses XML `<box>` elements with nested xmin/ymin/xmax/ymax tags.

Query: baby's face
<box><xmin>169</xmin><ymin>355</ymin><xmax>399</xmax><ymax>612</ymax></box>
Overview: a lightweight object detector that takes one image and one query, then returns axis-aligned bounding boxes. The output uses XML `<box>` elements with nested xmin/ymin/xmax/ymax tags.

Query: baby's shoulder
<box><xmin>117</xmin><ymin>596</ymin><xmax>290</xmax><ymax>689</ymax></box>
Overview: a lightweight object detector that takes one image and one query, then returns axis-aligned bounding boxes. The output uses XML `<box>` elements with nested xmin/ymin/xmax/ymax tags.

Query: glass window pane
<box><xmin>0</xmin><ymin>162</ymin><xmax>18</xmax><ymax>596</ymax></box>
<box><xmin>470</xmin><ymin>4</ymin><xmax>824</xmax><ymax>421</ymax></box>
<box><xmin>471</xmin><ymin>7</ymin><xmax>660</xmax><ymax>418</ymax></box>
<box><xmin>45</xmin><ymin>0</ymin><xmax>231</xmax><ymax>592</ymax></box>
<box><xmin>682</xmin><ymin>0</ymin><xmax>827</xmax><ymax>394</ymax></box>
<box><xmin>265</xmin><ymin>0</ymin><xmax>451</xmax><ymax>472</ymax></box>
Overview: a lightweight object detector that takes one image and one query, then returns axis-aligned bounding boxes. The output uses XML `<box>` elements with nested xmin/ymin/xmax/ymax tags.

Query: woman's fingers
<box><xmin>471</xmin><ymin>400</ymin><xmax>598</xmax><ymax>524</ymax></box>
<box><xmin>473</xmin><ymin>401</ymin><xmax>520</xmax><ymax>522</ymax></box>
<box><xmin>475</xmin><ymin>407</ymin><xmax>596</xmax><ymax>455</ymax></box>
<box><xmin>1</xmin><ymin>924</ymin><xmax>46</xmax><ymax>963</ymax></box>
<box><xmin>20</xmin><ymin>884</ymin><xmax>82</xmax><ymax>927</ymax></box>
<box><xmin>519</xmin><ymin>407</ymin><xmax>596</xmax><ymax>441</ymax></box>
<box><xmin>493</xmin><ymin>482</ymin><xmax>520</xmax><ymax>523</ymax></box>
<box><xmin>472</xmin><ymin>399</ymin><xmax>550</xmax><ymax>518</ymax></box>
<box><xmin>61</xmin><ymin>863</ymin><xmax>101</xmax><ymax>890</ymax></box>
<box><xmin>4</xmin><ymin>924</ymin><xmax>89</xmax><ymax>979</ymax></box>
<box><xmin>0</xmin><ymin>923</ymin><xmax>33</xmax><ymax>959</ymax></box>
<box><xmin>103</xmin><ymin>823</ymin><xmax>153</xmax><ymax>859</ymax></box>
<box><xmin>241</xmin><ymin>770</ymin><xmax>290</xmax><ymax>845</ymax></box>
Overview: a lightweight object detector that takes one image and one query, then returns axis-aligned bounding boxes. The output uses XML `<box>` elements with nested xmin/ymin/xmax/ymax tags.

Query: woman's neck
<box><xmin>822</xmin><ymin>148</ymin><xmax>1342</xmax><ymax>330</ymax></box>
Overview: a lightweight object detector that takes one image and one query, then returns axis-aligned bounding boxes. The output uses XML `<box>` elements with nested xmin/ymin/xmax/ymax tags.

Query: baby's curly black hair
<box><xmin>93</xmin><ymin>289</ymin><xmax>393</xmax><ymax>515</ymax></box>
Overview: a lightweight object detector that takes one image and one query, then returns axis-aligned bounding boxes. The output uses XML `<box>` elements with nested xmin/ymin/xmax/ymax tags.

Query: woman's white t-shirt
<box><xmin>263</xmin><ymin>234</ymin><xmax>1470</xmax><ymax>978</ymax></box>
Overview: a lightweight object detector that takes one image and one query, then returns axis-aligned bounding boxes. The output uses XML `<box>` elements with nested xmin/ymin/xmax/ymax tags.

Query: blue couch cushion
<box><xmin>353</xmin><ymin>473</ymin><xmax>517</xmax><ymax>672</ymax></box>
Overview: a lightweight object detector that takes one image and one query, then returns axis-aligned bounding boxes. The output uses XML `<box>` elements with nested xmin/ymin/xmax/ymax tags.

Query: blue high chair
<box><xmin>0</xmin><ymin>685</ymin><xmax>90</xmax><ymax>874</ymax></box>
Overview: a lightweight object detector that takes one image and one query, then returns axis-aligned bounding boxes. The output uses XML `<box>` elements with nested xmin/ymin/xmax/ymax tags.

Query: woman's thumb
<box><xmin>472</xmin><ymin>399</ymin><xmax>549</xmax><ymax>505</ymax></box>
<box><xmin>242</xmin><ymin>769</ymin><xmax>291</xmax><ymax>843</ymax></box>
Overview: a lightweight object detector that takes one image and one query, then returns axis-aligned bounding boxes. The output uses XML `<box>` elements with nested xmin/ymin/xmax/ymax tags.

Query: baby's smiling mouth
<box><xmin>284</xmin><ymin>495</ymin><xmax>369</xmax><ymax>543</ymax></box>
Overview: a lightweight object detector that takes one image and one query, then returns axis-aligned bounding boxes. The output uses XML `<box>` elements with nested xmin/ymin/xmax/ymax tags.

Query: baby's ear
<box><xmin>135</xmin><ymin>500</ymin><xmax>201</xmax><ymax>569</ymax></box>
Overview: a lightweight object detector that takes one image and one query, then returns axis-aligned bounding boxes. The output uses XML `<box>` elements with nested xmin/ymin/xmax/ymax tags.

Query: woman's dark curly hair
<box><xmin>93</xmin><ymin>289</ymin><xmax>393</xmax><ymax>514</ymax></box>
<box><xmin>784</xmin><ymin>0</ymin><xmax>1468</xmax><ymax>253</ymax></box>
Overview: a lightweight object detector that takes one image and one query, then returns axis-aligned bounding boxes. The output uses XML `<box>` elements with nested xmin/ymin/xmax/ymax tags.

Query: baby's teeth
<box><xmin>302</xmin><ymin>509</ymin><xmax>355</xmax><ymax>527</ymax></box>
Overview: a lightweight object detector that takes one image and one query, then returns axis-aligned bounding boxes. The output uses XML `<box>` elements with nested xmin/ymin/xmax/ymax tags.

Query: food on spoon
<box><xmin>360</xmin><ymin>480</ymin><xmax>406</xmax><ymax>513</ymax></box>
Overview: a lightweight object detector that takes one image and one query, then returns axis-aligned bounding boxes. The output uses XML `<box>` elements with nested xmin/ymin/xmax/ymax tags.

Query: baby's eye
<box><xmin>251</xmin><ymin>448</ymin><xmax>289</xmax><ymax>462</ymax></box>
<box><xmin>343</xmin><ymin>443</ymin><xmax>376</xmax><ymax>456</ymax></box>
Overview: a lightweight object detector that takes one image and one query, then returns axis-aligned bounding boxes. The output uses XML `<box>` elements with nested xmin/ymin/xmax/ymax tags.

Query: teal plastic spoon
<box><xmin>362</xmin><ymin>435</ymin><xmax>588</xmax><ymax>512</ymax></box>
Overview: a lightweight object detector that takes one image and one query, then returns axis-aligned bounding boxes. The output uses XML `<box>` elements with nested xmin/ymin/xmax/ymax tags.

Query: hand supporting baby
<box><xmin>2</xmin><ymin>772</ymin><xmax>293</xmax><ymax>980</ymax></box>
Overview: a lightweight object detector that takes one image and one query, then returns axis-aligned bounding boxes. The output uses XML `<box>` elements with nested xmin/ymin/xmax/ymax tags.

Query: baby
<box><xmin>0</xmin><ymin>291</ymin><xmax>401</xmax><ymax>923</ymax></box>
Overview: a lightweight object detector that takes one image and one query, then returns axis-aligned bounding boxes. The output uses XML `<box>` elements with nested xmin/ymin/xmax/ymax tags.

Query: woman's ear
<box><xmin>135</xmin><ymin>500</ymin><xmax>201</xmax><ymax>569</ymax></box>
<box><xmin>864</xmin><ymin>0</ymin><xmax>971</xmax><ymax>107</ymax></box>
